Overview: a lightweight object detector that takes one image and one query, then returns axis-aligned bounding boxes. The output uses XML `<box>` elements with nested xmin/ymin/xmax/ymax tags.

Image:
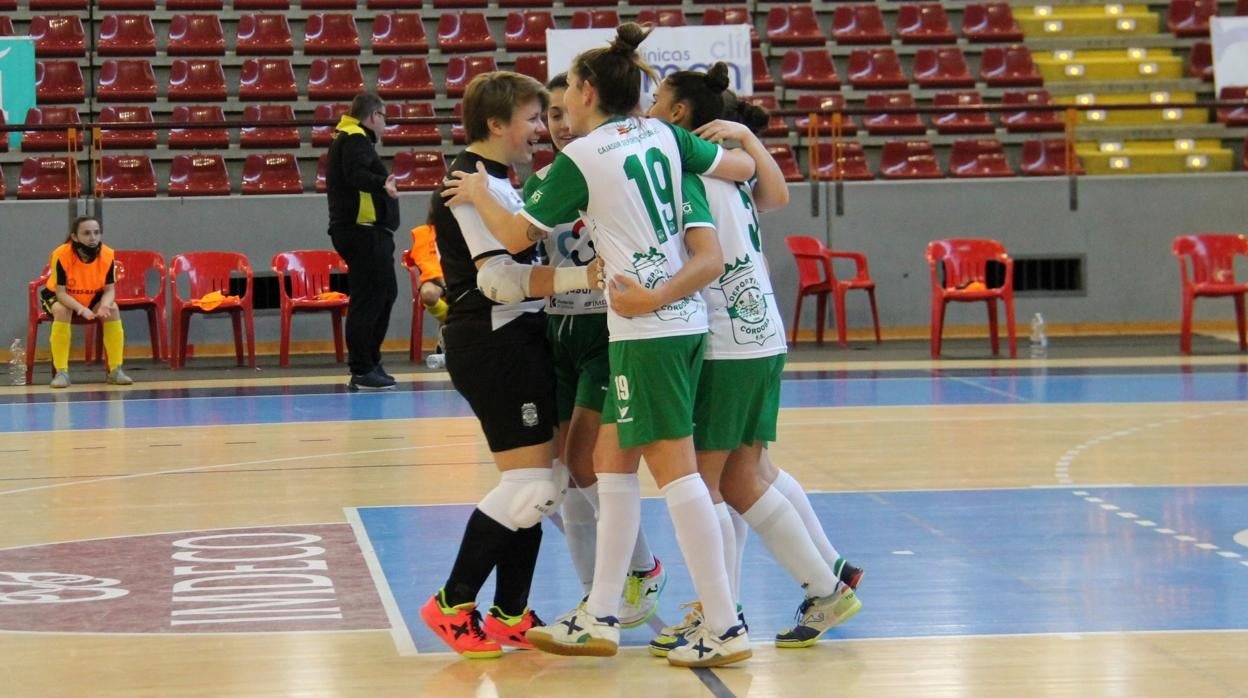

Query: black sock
<box><xmin>442</xmin><ymin>509</ymin><xmax>513</xmax><ymax>608</ymax></box>
<box><xmin>492</xmin><ymin>522</ymin><xmax>543</xmax><ymax>617</ymax></box>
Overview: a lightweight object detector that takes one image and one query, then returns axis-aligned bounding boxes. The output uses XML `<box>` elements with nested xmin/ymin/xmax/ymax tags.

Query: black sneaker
<box><xmin>375</xmin><ymin>363</ymin><xmax>394</xmax><ymax>382</ymax></box>
<box><xmin>348</xmin><ymin>367</ymin><xmax>396</xmax><ymax>392</ymax></box>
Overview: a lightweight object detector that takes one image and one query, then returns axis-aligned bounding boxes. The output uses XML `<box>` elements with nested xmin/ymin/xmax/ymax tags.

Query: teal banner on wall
<box><xmin>0</xmin><ymin>38</ymin><xmax>37</xmax><ymax>150</ymax></box>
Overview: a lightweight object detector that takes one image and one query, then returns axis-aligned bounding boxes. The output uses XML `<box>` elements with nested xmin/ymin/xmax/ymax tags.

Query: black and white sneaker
<box><xmin>348</xmin><ymin>368</ymin><xmax>397</xmax><ymax>392</ymax></box>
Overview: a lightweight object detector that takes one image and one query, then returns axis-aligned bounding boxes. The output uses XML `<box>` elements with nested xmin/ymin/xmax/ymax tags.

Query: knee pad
<box><xmin>509</xmin><ymin>479</ymin><xmax>561</xmax><ymax>529</ymax></box>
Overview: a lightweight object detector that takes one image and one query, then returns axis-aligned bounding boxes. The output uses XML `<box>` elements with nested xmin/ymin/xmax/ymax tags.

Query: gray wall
<box><xmin>2</xmin><ymin>174</ymin><xmax>1246</xmax><ymax>358</ymax></box>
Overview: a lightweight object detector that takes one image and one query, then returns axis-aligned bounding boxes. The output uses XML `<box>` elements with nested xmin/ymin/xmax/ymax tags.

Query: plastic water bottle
<box><xmin>1029</xmin><ymin>313</ymin><xmax>1048</xmax><ymax>360</ymax></box>
<box><xmin>425</xmin><ymin>351</ymin><xmax>446</xmax><ymax>370</ymax></box>
<box><xmin>9</xmin><ymin>339</ymin><xmax>27</xmax><ymax>386</ymax></box>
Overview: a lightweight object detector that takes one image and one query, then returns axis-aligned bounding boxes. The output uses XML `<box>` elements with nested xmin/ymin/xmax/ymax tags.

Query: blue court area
<box><xmin>355</xmin><ymin>484</ymin><xmax>1248</xmax><ymax>652</ymax></box>
<box><xmin>3</xmin><ymin>366</ymin><xmax>1248</xmax><ymax>433</ymax></box>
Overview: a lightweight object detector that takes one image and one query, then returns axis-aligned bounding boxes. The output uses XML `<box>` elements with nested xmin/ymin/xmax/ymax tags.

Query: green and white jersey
<box><xmin>688</xmin><ymin>174</ymin><xmax>787</xmax><ymax>360</ymax></box>
<box><xmin>524</xmin><ymin>165</ymin><xmax>605</xmax><ymax>316</ymax></box>
<box><xmin>521</xmin><ymin>116</ymin><xmax>724</xmax><ymax>342</ymax></box>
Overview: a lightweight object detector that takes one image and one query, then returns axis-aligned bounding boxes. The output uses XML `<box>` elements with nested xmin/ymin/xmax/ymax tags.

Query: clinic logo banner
<box><xmin>0</xmin><ymin>38</ymin><xmax>36</xmax><ymax>150</ymax></box>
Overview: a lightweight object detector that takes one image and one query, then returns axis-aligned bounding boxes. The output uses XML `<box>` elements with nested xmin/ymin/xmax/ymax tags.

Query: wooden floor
<box><xmin>1</xmin><ymin>340</ymin><xmax>1246</xmax><ymax>697</ymax></box>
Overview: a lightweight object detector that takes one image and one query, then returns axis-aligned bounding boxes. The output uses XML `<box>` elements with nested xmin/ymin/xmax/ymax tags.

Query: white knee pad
<box><xmin>509</xmin><ymin>479</ymin><xmax>561</xmax><ymax>528</ymax></box>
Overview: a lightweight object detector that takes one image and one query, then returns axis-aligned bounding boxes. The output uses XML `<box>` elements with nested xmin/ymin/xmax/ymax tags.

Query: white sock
<box><xmin>476</xmin><ymin>468</ymin><xmax>550</xmax><ymax>532</ymax></box>
<box><xmin>714</xmin><ymin>502</ymin><xmax>739</xmax><ymax>604</ymax></box>
<box><xmin>662</xmin><ymin>474</ymin><xmax>736</xmax><ymax>634</ymax></box>
<box><xmin>741</xmin><ymin>486</ymin><xmax>838</xmax><ymax>598</ymax></box>
<box><xmin>773</xmin><ymin>468</ymin><xmax>841</xmax><ymax>567</ymax></box>
<box><xmin>628</xmin><ymin>529</ymin><xmax>656</xmax><ymax>574</ymax></box>
<box><xmin>562</xmin><ymin>483</ymin><xmax>598</xmax><ymax>594</ymax></box>
<box><xmin>730</xmin><ymin>506</ymin><xmax>748</xmax><ymax>604</ymax></box>
<box><xmin>584</xmin><ymin>473</ymin><xmax>639</xmax><ymax>619</ymax></box>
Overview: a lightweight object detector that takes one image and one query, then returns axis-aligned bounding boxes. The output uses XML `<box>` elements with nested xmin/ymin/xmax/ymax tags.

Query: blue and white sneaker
<box><xmin>525</xmin><ymin>603</ymin><xmax>619</xmax><ymax>657</ymax></box>
<box><xmin>619</xmin><ymin>557</ymin><xmax>667</xmax><ymax>629</ymax></box>
<box><xmin>666</xmin><ymin>622</ymin><xmax>752</xmax><ymax>668</ymax></box>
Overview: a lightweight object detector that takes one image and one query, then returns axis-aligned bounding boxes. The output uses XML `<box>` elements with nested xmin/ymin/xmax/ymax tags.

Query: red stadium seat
<box><xmin>30</xmin><ymin>0</ymin><xmax>87</xmax><ymax>7</ymax></box>
<box><xmin>433</xmin><ymin>0</ymin><xmax>486</xmax><ymax>7</ymax></box>
<box><xmin>103</xmin><ymin>250</ymin><xmax>168</xmax><ymax>363</ymax></box>
<box><xmin>1217</xmin><ymin>86</ymin><xmax>1248</xmax><ymax>126</ymax></box>
<box><xmin>0</xmin><ymin>167</ymin><xmax>6</xmax><ymax>197</ymax></box>
<box><xmin>913</xmin><ymin>47</ymin><xmax>974</xmax><ymax>88</ymax></box>
<box><xmin>234</xmin><ymin>0</ymin><xmax>286</xmax><ymax>7</ymax></box>
<box><xmin>767</xmin><ymin>143</ymin><xmax>804</xmax><ymax>182</ymax></box>
<box><xmin>1172</xmin><ymin>234</ymin><xmax>1248</xmax><ymax>354</ymax></box>
<box><xmin>235</xmin><ymin>14</ymin><xmax>293</xmax><ymax>55</ymax></box>
<box><xmin>30</xmin><ymin>15</ymin><xmax>86</xmax><ymax>57</ymax></box>
<box><xmin>239</xmin><ymin>59</ymin><xmax>298</xmax><ymax>101</ymax></box>
<box><xmin>752</xmin><ymin>49</ymin><xmax>776</xmax><ymax>92</ymax></box>
<box><xmin>377</xmin><ymin>57</ymin><xmax>436</xmax><ymax>99</ymax></box>
<box><xmin>570</xmin><ymin>10</ymin><xmax>619</xmax><ymax>28</ymax></box>
<box><xmin>168</xmin><ymin>105</ymin><xmax>230</xmax><ymax>149</ymax></box>
<box><xmin>383</xmin><ymin>102</ymin><xmax>442</xmax><ymax>146</ymax></box>
<box><xmin>21</xmin><ymin>106</ymin><xmax>83</xmax><ymax>152</ymax></box>
<box><xmin>315</xmin><ymin>152</ymin><xmax>329</xmax><ymax>193</ymax></box>
<box><xmin>1001</xmin><ymin>90</ymin><xmax>1063</xmax><ymax>133</ymax></box>
<box><xmin>863</xmin><ymin>93</ymin><xmax>926</xmax><ymax>135</ymax></box>
<box><xmin>979</xmin><ymin>46</ymin><xmax>1043</xmax><ymax>87</ymax></box>
<box><xmin>766</xmin><ymin>5</ymin><xmax>826</xmax><ymax>46</ymax></box>
<box><xmin>810</xmin><ymin>142</ymin><xmax>873</xmax><ymax>181</ymax></box>
<box><xmin>101</xmin><ymin>0</ymin><xmax>155</xmax><ymax>7</ymax></box>
<box><xmin>0</xmin><ymin>17</ymin><xmax>13</xmax><ymax>36</ymax></box>
<box><xmin>794</xmin><ymin>93</ymin><xmax>858</xmax><ymax>135</ymax></box>
<box><xmin>780</xmin><ymin>49</ymin><xmax>840</xmax><ymax>90</ymax></box>
<box><xmin>370</xmin><ymin>13</ymin><xmax>429</xmax><ymax>54</ymax></box>
<box><xmin>740</xmin><ymin>95</ymin><xmax>788</xmax><ymax>137</ymax></box>
<box><xmin>437</xmin><ymin>12</ymin><xmax>497</xmax><ymax>53</ymax></box>
<box><xmin>308</xmin><ymin>58</ymin><xmax>366</xmax><ymax>100</ymax></box>
<box><xmin>637</xmin><ymin>8</ymin><xmax>688</xmax><ymax>27</ymax></box>
<box><xmin>241</xmin><ymin>153</ymin><xmax>304</xmax><ymax>195</ymax></box>
<box><xmin>167</xmin><ymin>14</ymin><xmax>226</xmax><ymax>56</ymax></box>
<box><xmin>98</xmin><ymin>14</ymin><xmax>156</xmax><ymax>56</ymax></box>
<box><xmin>926</xmin><ymin>239</ymin><xmax>1016</xmax><ymax>358</ymax></box>
<box><xmin>271</xmin><ymin>250</ymin><xmax>349</xmax><ymax>368</ymax></box>
<box><xmin>1189</xmin><ymin>41</ymin><xmax>1213</xmax><ymax>80</ymax></box>
<box><xmin>239</xmin><ymin>104</ymin><xmax>301</xmax><ymax>149</ymax></box>
<box><xmin>931</xmin><ymin>91</ymin><xmax>994</xmax><ymax>135</ymax></box>
<box><xmin>96</xmin><ymin>155</ymin><xmax>157</xmax><ymax>198</ymax></box>
<box><xmin>879</xmin><ymin>140</ymin><xmax>944</xmax><ymax>179</ymax></box>
<box><xmin>846</xmin><ymin>48</ymin><xmax>908</xmax><ymax>89</ymax></box>
<box><xmin>97</xmin><ymin>59</ymin><xmax>157</xmax><ymax>102</ymax></box>
<box><xmin>168</xmin><ymin>153</ymin><xmax>231</xmax><ymax>195</ymax></box>
<box><xmin>304</xmin><ymin>13</ymin><xmax>360</xmax><ymax>54</ymax></box>
<box><xmin>531</xmin><ymin>147</ymin><xmax>555</xmax><ymax>171</ymax></box>
<box><xmin>99</xmin><ymin>106</ymin><xmax>157</xmax><ymax>149</ymax></box>
<box><xmin>897</xmin><ymin>4</ymin><xmax>956</xmax><ymax>43</ymax></box>
<box><xmin>303</xmin><ymin>0</ymin><xmax>357</xmax><ymax>8</ymax></box>
<box><xmin>961</xmin><ymin>3</ymin><xmax>1023</xmax><ymax>42</ymax></box>
<box><xmin>312</xmin><ymin>103</ymin><xmax>351</xmax><ymax>146</ymax></box>
<box><xmin>505</xmin><ymin>11</ymin><xmax>556</xmax><ymax>51</ymax></box>
<box><xmin>167</xmin><ymin>59</ymin><xmax>228</xmax><ymax>101</ymax></box>
<box><xmin>785</xmin><ymin>235</ymin><xmax>881</xmax><ymax>347</ymax></box>
<box><xmin>445</xmin><ymin>55</ymin><xmax>498</xmax><ymax>98</ymax></box>
<box><xmin>702</xmin><ymin>7</ymin><xmax>760</xmax><ymax>47</ymax></box>
<box><xmin>949</xmin><ymin>139</ymin><xmax>1013</xmax><ymax>178</ymax></box>
<box><xmin>451</xmin><ymin>102</ymin><xmax>466</xmax><ymax>144</ymax></box>
<box><xmin>168</xmin><ymin>0</ymin><xmax>224</xmax><ymax>8</ymax></box>
<box><xmin>367</xmin><ymin>0</ymin><xmax>421</xmax><ymax>7</ymax></box>
<box><xmin>1019</xmin><ymin>138</ymin><xmax>1084</xmax><ymax>176</ymax></box>
<box><xmin>17</xmin><ymin>156</ymin><xmax>81</xmax><ymax>200</ymax></box>
<box><xmin>1168</xmin><ymin>0</ymin><xmax>1216</xmax><ymax>36</ymax></box>
<box><xmin>392</xmin><ymin>150</ymin><xmax>448</xmax><ymax>191</ymax></box>
<box><xmin>168</xmin><ymin>252</ymin><xmax>255</xmax><ymax>369</ymax></box>
<box><xmin>513</xmin><ymin>54</ymin><xmax>547</xmax><ymax>83</ymax></box>
<box><xmin>832</xmin><ymin>5</ymin><xmax>890</xmax><ymax>45</ymax></box>
<box><xmin>35</xmin><ymin>60</ymin><xmax>85</xmax><ymax>103</ymax></box>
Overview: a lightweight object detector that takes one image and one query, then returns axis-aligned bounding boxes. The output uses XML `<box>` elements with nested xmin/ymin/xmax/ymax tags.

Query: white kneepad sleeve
<box><xmin>477</xmin><ymin>255</ymin><xmax>533</xmax><ymax>305</ymax></box>
<box><xmin>509</xmin><ymin>479</ymin><xmax>562</xmax><ymax>528</ymax></box>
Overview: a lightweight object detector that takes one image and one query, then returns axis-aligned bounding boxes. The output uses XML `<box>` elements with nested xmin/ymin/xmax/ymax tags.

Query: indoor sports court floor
<box><xmin>1</xmin><ymin>334</ymin><xmax>1246</xmax><ymax>697</ymax></box>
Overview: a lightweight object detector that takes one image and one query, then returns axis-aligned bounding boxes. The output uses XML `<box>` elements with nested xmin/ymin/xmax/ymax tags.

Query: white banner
<box><xmin>545</xmin><ymin>25</ymin><xmax>754</xmax><ymax>106</ymax></box>
<box><xmin>1211</xmin><ymin>16</ymin><xmax>1248</xmax><ymax>94</ymax></box>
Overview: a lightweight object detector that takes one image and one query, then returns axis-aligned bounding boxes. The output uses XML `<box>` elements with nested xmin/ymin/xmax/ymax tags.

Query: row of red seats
<box><xmin>1168</xmin><ymin>0</ymin><xmax>1248</xmax><ymax>37</ymax></box>
<box><xmin>775</xmin><ymin>45</ymin><xmax>1041</xmax><ymax>91</ymax></box>
<box><xmin>769</xmin><ymin>139</ymin><xmax>1087</xmax><ymax>181</ymax></box>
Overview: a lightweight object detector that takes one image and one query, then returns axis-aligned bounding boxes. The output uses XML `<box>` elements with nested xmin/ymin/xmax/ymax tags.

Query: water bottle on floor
<box><xmin>9</xmin><ymin>339</ymin><xmax>27</xmax><ymax>386</ymax></box>
<box><xmin>1029</xmin><ymin>313</ymin><xmax>1048</xmax><ymax>360</ymax></box>
<box><xmin>425</xmin><ymin>327</ymin><xmax>446</xmax><ymax>370</ymax></box>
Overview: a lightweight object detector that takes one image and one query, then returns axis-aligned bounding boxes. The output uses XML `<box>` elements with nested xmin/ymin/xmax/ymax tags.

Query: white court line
<box><xmin>345</xmin><ymin>507</ymin><xmax>419</xmax><ymax>657</ymax></box>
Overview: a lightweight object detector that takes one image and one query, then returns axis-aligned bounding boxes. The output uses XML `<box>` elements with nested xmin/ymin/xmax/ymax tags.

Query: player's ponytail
<box><xmin>660</xmin><ymin>61</ymin><xmax>730</xmax><ymax>130</ymax></box>
<box><xmin>570</xmin><ymin>22</ymin><xmax>658</xmax><ymax>116</ymax></box>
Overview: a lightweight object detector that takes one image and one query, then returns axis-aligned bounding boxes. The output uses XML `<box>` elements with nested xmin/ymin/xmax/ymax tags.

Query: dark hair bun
<box><xmin>737</xmin><ymin>102</ymin><xmax>770</xmax><ymax>135</ymax></box>
<box><xmin>703</xmin><ymin>62</ymin><xmax>731</xmax><ymax>93</ymax></box>
<box><xmin>611</xmin><ymin>22</ymin><xmax>650</xmax><ymax>53</ymax></box>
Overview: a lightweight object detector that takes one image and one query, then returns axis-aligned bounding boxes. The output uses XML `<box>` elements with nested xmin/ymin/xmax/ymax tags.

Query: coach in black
<box><xmin>326</xmin><ymin>91</ymin><xmax>400</xmax><ymax>391</ymax></box>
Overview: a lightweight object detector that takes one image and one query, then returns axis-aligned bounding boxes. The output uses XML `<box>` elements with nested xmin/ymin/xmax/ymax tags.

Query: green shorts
<box><xmin>693</xmin><ymin>354</ymin><xmax>785</xmax><ymax>451</ymax></box>
<box><xmin>547</xmin><ymin>313</ymin><xmax>610</xmax><ymax>421</ymax></box>
<box><xmin>602</xmin><ymin>333</ymin><xmax>706</xmax><ymax>450</ymax></box>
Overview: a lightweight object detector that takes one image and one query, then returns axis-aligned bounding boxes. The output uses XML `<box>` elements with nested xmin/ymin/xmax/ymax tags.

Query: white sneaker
<box><xmin>618</xmin><ymin>557</ymin><xmax>667</xmax><ymax>628</ymax></box>
<box><xmin>49</xmin><ymin>371</ymin><xmax>70</xmax><ymax>389</ymax></box>
<box><xmin>648</xmin><ymin>601</ymin><xmax>702</xmax><ymax>657</ymax></box>
<box><xmin>666</xmin><ymin>622</ymin><xmax>752</xmax><ymax>668</ymax></box>
<box><xmin>775</xmin><ymin>584</ymin><xmax>862</xmax><ymax>648</ymax></box>
<box><xmin>524</xmin><ymin>604</ymin><xmax>619</xmax><ymax>657</ymax></box>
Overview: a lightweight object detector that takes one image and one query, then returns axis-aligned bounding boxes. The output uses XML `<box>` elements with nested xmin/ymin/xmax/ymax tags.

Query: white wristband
<box><xmin>553</xmin><ymin>265</ymin><xmax>590</xmax><ymax>294</ymax></box>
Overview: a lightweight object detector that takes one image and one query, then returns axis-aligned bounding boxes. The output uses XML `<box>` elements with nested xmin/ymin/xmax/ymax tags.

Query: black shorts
<box><xmin>40</xmin><ymin>289</ymin><xmax>102</xmax><ymax>315</ymax></box>
<box><xmin>445</xmin><ymin>312</ymin><xmax>556</xmax><ymax>453</ymax></box>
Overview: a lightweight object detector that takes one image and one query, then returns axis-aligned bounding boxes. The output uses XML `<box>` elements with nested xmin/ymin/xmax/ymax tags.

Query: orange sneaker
<box><xmin>482</xmin><ymin>606</ymin><xmax>544</xmax><ymax>649</ymax></box>
<box><xmin>419</xmin><ymin>589</ymin><xmax>503</xmax><ymax>659</ymax></box>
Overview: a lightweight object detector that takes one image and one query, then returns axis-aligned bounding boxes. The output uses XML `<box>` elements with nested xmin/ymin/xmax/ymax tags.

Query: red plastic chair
<box><xmin>167</xmin><ymin>14</ymin><xmax>226</xmax><ymax>55</ymax></box>
<box><xmin>377</xmin><ymin>57</ymin><xmax>436</xmax><ymax>99</ymax></box>
<box><xmin>100</xmin><ymin>250</ymin><xmax>168</xmax><ymax>362</ymax></box>
<box><xmin>400</xmin><ymin>249</ymin><xmax>427</xmax><ymax>362</ymax></box>
<box><xmin>810</xmin><ymin>142</ymin><xmax>874</xmax><ymax>181</ymax></box>
<box><xmin>96</xmin><ymin>155</ymin><xmax>158</xmax><ymax>197</ymax></box>
<box><xmin>767</xmin><ymin>144</ymin><xmax>805</xmax><ymax>182</ymax></box>
<box><xmin>979</xmin><ymin>46</ymin><xmax>1043</xmax><ymax>87</ymax></box>
<box><xmin>926</xmin><ymin>239</ymin><xmax>1016</xmax><ymax>358</ymax></box>
<box><xmin>25</xmin><ymin>267</ymin><xmax>107</xmax><ymax>384</ymax></box>
<box><xmin>962</xmin><ymin>3</ymin><xmax>1023</xmax><ymax>42</ymax></box>
<box><xmin>846</xmin><ymin>48</ymin><xmax>909</xmax><ymax>89</ymax></box>
<box><xmin>371</xmin><ymin>13</ymin><xmax>429</xmax><ymax>54</ymax></box>
<box><xmin>451</xmin><ymin>102</ymin><xmax>467</xmax><ymax>145</ymax></box>
<box><xmin>832</xmin><ymin>5</ymin><xmax>890</xmax><ymax>44</ymax></box>
<box><xmin>513</xmin><ymin>54</ymin><xmax>548</xmax><ymax>83</ymax></box>
<box><xmin>239</xmin><ymin>59</ymin><xmax>298</xmax><ymax>101</ymax></box>
<box><xmin>785</xmin><ymin>235</ymin><xmax>881</xmax><ymax>347</ymax></box>
<box><xmin>863</xmin><ymin>93</ymin><xmax>926</xmax><ymax>135</ymax></box>
<box><xmin>437</xmin><ymin>12</ymin><xmax>497</xmax><ymax>53</ymax></box>
<box><xmin>433</xmin><ymin>0</ymin><xmax>485</xmax><ymax>7</ymax></box>
<box><xmin>913</xmin><ymin>47</ymin><xmax>973</xmax><ymax>88</ymax></box>
<box><xmin>702</xmin><ymin>7</ymin><xmax>760</xmax><ymax>47</ymax></box>
<box><xmin>168</xmin><ymin>0</ymin><xmax>224</xmax><ymax>8</ymax></box>
<box><xmin>304</xmin><ymin>13</ymin><xmax>360</xmax><ymax>54</ymax></box>
<box><xmin>235</xmin><ymin>0</ymin><xmax>286</xmax><ymax>6</ymax></box>
<box><xmin>272</xmin><ymin>250</ymin><xmax>349</xmax><ymax>368</ymax></box>
<box><xmin>1001</xmin><ymin>90</ymin><xmax>1063</xmax><ymax>132</ymax></box>
<box><xmin>1217</xmin><ymin>86</ymin><xmax>1248</xmax><ymax>126</ymax></box>
<box><xmin>168</xmin><ymin>154</ymin><xmax>231</xmax><ymax>196</ymax></box>
<box><xmin>741</xmin><ymin>95</ymin><xmax>788</xmax><ymax>137</ymax></box>
<box><xmin>235</xmin><ymin>14</ymin><xmax>293</xmax><ymax>55</ymax></box>
<box><xmin>368</xmin><ymin>0</ymin><xmax>421</xmax><ymax>7</ymax></box>
<box><xmin>303</xmin><ymin>0</ymin><xmax>356</xmax><ymax>7</ymax></box>
<box><xmin>312</xmin><ymin>103</ymin><xmax>350</xmax><ymax>146</ymax></box>
<box><xmin>752</xmin><ymin>49</ymin><xmax>776</xmax><ymax>91</ymax></box>
<box><xmin>932</xmin><ymin>91</ymin><xmax>994</xmax><ymax>134</ymax></box>
<box><xmin>167</xmin><ymin>59</ymin><xmax>228</xmax><ymax>101</ymax></box>
<box><xmin>570</xmin><ymin>10</ymin><xmax>618</xmax><ymax>28</ymax></box>
<box><xmin>949</xmin><ymin>139</ymin><xmax>1013</xmax><ymax>178</ymax></box>
<box><xmin>97</xmin><ymin>59</ymin><xmax>157</xmax><ymax>102</ymax></box>
<box><xmin>1172</xmin><ymin>234</ymin><xmax>1248</xmax><ymax>354</ymax></box>
<box><xmin>308</xmin><ymin>58</ymin><xmax>366</xmax><ymax>100</ymax></box>
<box><xmin>636</xmin><ymin>8</ymin><xmax>686</xmax><ymax>25</ymax></box>
<box><xmin>766</xmin><ymin>5</ymin><xmax>826</xmax><ymax>46</ymax></box>
<box><xmin>880</xmin><ymin>140</ymin><xmax>943</xmax><ymax>179</ymax></box>
<box><xmin>0</xmin><ymin>16</ymin><xmax>13</xmax><ymax>36</ymax></box>
<box><xmin>315</xmin><ymin>152</ymin><xmax>329</xmax><ymax>193</ymax></box>
<box><xmin>446</xmin><ymin>55</ymin><xmax>498</xmax><ymax>98</ymax></box>
<box><xmin>794</xmin><ymin>93</ymin><xmax>858</xmax><ymax>135</ymax></box>
<box><xmin>897</xmin><ymin>4</ymin><xmax>956</xmax><ymax>43</ymax></box>
<box><xmin>168</xmin><ymin>105</ymin><xmax>230</xmax><ymax>148</ymax></box>
<box><xmin>1189</xmin><ymin>41</ymin><xmax>1213</xmax><ymax>80</ymax></box>
<box><xmin>1168</xmin><ymin>0</ymin><xmax>1216</xmax><ymax>36</ymax></box>
<box><xmin>31</xmin><ymin>15</ymin><xmax>86</xmax><ymax>57</ymax></box>
<box><xmin>780</xmin><ymin>49</ymin><xmax>841</xmax><ymax>90</ymax></box>
<box><xmin>98</xmin><ymin>14</ymin><xmax>156</xmax><ymax>56</ymax></box>
<box><xmin>393</xmin><ymin>150</ymin><xmax>448</xmax><ymax>191</ymax></box>
<box><xmin>169</xmin><ymin>252</ymin><xmax>256</xmax><ymax>369</ymax></box>
<box><xmin>18</xmin><ymin>156</ymin><xmax>81</xmax><ymax>199</ymax></box>
<box><xmin>1020</xmin><ymin>139</ymin><xmax>1084</xmax><ymax>176</ymax></box>
<box><xmin>239</xmin><ymin>104</ymin><xmax>301</xmax><ymax>149</ymax></box>
<box><xmin>99</xmin><ymin>106</ymin><xmax>157</xmax><ymax>150</ymax></box>
<box><xmin>505</xmin><ymin>11</ymin><xmax>556</xmax><ymax>51</ymax></box>
<box><xmin>21</xmin><ymin>106</ymin><xmax>83</xmax><ymax>152</ymax></box>
<box><xmin>101</xmin><ymin>0</ymin><xmax>155</xmax><ymax>7</ymax></box>
<box><xmin>241</xmin><ymin>153</ymin><xmax>304</xmax><ymax>195</ymax></box>
<box><xmin>36</xmin><ymin>60</ymin><xmax>86</xmax><ymax>103</ymax></box>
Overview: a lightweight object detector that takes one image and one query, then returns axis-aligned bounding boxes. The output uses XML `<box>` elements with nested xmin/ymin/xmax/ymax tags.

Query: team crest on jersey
<box><xmin>616</xmin><ymin>123</ymin><xmax>636</xmax><ymax>136</ymax></box>
<box><xmin>715</xmin><ymin>256</ymin><xmax>776</xmax><ymax>346</ymax></box>
<box><xmin>629</xmin><ymin>248</ymin><xmax>694</xmax><ymax>322</ymax></box>
<box><xmin>521</xmin><ymin>402</ymin><xmax>539</xmax><ymax>427</ymax></box>
<box><xmin>529</xmin><ymin>190</ymin><xmax>543</xmax><ymax>204</ymax></box>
